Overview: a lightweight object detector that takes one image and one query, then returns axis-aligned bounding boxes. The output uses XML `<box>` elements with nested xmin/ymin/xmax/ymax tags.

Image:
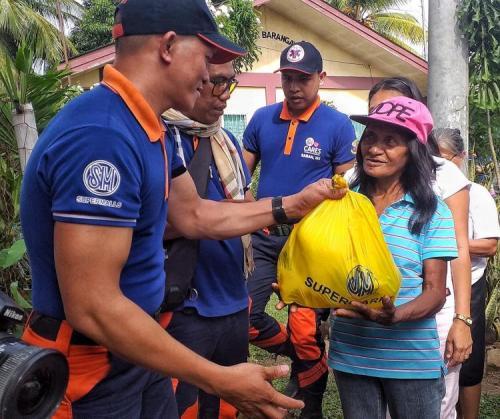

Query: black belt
<box><xmin>28</xmin><ymin>312</ymin><xmax>99</xmax><ymax>346</ymax></box>
<box><xmin>268</xmin><ymin>224</ymin><xmax>293</xmax><ymax>236</ymax></box>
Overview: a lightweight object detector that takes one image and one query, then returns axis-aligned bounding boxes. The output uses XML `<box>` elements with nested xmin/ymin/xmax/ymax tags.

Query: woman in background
<box><xmin>432</xmin><ymin>128</ymin><xmax>499</xmax><ymax>419</ymax></box>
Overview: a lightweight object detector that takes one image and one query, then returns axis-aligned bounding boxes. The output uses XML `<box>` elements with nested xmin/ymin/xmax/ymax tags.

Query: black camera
<box><xmin>0</xmin><ymin>291</ymin><xmax>69</xmax><ymax>419</ymax></box>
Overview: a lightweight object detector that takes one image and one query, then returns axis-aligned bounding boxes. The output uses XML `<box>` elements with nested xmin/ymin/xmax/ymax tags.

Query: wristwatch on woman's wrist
<box><xmin>453</xmin><ymin>313</ymin><xmax>472</xmax><ymax>327</ymax></box>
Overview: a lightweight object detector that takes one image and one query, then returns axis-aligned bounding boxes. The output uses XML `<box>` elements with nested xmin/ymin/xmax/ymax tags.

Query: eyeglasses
<box><xmin>445</xmin><ymin>153</ymin><xmax>458</xmax><ymax>162</ymax></box>
<box><xmin>444</xmin><ymin>151</ymin><xmax>466</xmax><ymax>162</ymax></box>
<box><xmin>210</xmin><ymin>77</ymin><xmax>238</xmax><ymax>97</ymax></box>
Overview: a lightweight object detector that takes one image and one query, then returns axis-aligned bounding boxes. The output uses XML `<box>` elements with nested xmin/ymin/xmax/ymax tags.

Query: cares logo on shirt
<box><xmin>301</xmin><ymin>137</ymin><xmax>321</xmax><ymax>160</ymax></box>
<box><xmin>83</xmin><ymin>160</ymin><xmax>121</xmax><ymax>196</ymax></box>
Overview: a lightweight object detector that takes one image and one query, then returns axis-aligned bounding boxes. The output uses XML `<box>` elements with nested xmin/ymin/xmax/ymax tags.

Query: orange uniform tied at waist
<box><xmin>277</xmin><ymin>175</ymin><xmax>401</xmax><ymax>309</ymax></box>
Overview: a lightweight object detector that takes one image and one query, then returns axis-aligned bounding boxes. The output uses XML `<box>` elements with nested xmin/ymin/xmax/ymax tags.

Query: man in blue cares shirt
<box><xmin>162</xmin><ymin>60</ymin><xmax>252</xmax><ymax>419</ymax></box>
<box><xmin>243</xmin><ymin>41</ymin><xmax>356</xmax><ymax>418</ymax></box>
<box><xmin>20</xmin><ymin>1</ymin><xmax>345</xmax><ymax>418</ymax></box>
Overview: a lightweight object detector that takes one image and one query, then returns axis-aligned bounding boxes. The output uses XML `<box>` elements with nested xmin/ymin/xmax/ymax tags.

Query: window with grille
<box><xmin>223</xmin><ymin>114</ymin><xmax>247</xmax><ymax>145</ymax></box>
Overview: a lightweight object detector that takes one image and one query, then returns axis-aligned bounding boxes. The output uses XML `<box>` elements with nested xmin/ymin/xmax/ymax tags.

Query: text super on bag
<box><xmin>277</xmin><ymin>176</ymin><xmax>401</xmax><ymax>309</ymax></box>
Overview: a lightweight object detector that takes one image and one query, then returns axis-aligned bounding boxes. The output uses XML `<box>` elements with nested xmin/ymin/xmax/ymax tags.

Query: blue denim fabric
<box><xmin>333</xmin><ymin>370</ymin><xmax>445</xmax><ymax>419</ymax></box>
<box><xmin>72</xmin><ymin>354</ymin><xmax>177</xmax><ymax>418</ymax></box>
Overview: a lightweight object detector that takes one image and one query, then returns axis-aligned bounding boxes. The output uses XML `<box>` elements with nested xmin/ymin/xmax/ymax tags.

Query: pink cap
<box><xmin>350</xmin><ymin>96</ymin><xmax>433</xmax><ymax>144</ymax></box>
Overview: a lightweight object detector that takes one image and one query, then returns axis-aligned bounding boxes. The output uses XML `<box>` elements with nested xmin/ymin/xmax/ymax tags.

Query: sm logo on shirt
<box><xmin>301</xmin><ymin>137</ymin><xmax>322</xmax><ymax>161</ymax></box>
<box><xmin>83</xmin><ymin>160</ymin><xmax>121</xmax><ymax>196</ymax></box>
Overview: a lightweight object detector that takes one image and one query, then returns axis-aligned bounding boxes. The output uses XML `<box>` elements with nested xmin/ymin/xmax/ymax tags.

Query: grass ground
<box><xmin>247</xmin><ymin>295</ymin><xmax>500</xmax><ymax>418</ymax></box>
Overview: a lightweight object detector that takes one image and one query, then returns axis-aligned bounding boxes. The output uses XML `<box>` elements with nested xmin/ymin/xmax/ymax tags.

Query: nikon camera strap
<box><xmin>162</xmin><ymin>136</ymin><xmax>213</xmax><ymax>311</ymax></box>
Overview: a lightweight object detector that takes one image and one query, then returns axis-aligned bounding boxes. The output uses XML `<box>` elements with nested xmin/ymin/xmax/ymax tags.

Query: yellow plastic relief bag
<box><xmin>277</xmin><ymin>175</ymin><xmax>401</xmax><ymax>309</ymax></box>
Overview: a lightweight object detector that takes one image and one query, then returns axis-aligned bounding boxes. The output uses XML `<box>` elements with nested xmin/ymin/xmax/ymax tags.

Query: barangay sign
<box><xmin>261</xmin><ymin>30</ymin><xmax>295</xmax><ymax>45</ymax></box>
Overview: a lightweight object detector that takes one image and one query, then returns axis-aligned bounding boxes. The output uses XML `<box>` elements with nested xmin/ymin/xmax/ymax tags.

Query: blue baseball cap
<box><xmin>274</xmin><ymin>41</ymin><xmax>323</xmax><ymax>74</ymax></box>
<box><xmin>112</xmin><ymin>0</ymin><xmax>246</xmax><ymax>64</ymax></box>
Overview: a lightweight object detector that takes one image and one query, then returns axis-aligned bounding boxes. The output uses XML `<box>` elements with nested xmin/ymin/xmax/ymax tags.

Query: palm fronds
<box><xmin>325</xmin><ymin>0</ymin><xmax>423</xmax><ymax>53</ymax></box>
<box><xmin>0</xmin><ymin>0</ymin><xmax>80</xmax><ymax>64</ymax></box>
<box><xmin>0</xmin><ymin>44</ymin><xmax>80</xmax><ymax>141</ymax></box>
<box><xmin>368</xmin><ymin>12</ymin><xmax>424</xmax><ymax>44</ymax></box>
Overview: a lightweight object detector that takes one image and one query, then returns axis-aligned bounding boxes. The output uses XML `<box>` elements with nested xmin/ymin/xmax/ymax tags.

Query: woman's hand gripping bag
<box><xmin>277</xmin><ymin>176</ymin><xmax>401</xmax><ymax>309</ymax></box>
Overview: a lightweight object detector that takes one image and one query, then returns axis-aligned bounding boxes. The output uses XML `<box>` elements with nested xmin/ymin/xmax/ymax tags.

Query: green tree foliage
<box><xmin>70</xmin><ymin>0</ymin><xmax>116</xmax><ymax>55</ymax></box>
<box><xmin>469</xmin><ymin>105</ymin><xmax>500</xmax><ymax>162</ymax></box>
<box><xmin>0</xmin><ymin>145</ymin><xmax>26</xmax><ymax>294</ymax></box>
<box><xmin>326</xmin><ymin>0</ymin><xmax>424</xmax><ymax>52</ymax></box>
<box><xmin>458</xmin><ymin>0</ymin><xmax>500</xmax><ymax>189</ymax></box>
<box><xmin>0</xmin><ymin>0</ymin><xmax>81</xmax><ymax>64</ymax></box>
<box><xmin>459</xmin><ymin>0</ymin><xmax>500</xmax><ymax>334</ymax></box>
<box><xmin>458</xmin><ymin>0</ymin><xmax>500</xmax><ymax>111</ymax></box>
<box><xmin>0</xmin><ymin>45</ymin><xmax>81</xmax><ymax>151</ymax></box>
<box><xmin>0</xmin><ymin>45</ymin><xmax>81</xmax><ymax>294</ymax></box>
<box><xmin>210</xmin><ymin>0</ymin><xmax>262</xmax><ymax>73</ymax></box>
<box><xmin>70</xmin><ymin>0</ymin><xmax>262</xmax><ymax>72</ymax></box>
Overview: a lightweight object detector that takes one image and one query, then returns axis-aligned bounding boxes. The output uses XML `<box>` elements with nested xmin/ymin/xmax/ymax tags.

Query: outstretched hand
<box><xmin>334</xmin><ymin>296</ymin><xmax>397</xmax><ymax>325</ymax></box>
<box><xmin>213</xmin><ymin>363</ymin><xmax>304</xmax><ymax>418</ymax></box>
<box><xmin>291</xmin><ymin>178</ymin><xmax>347</xmax><ymax>219</ymax></box>
<box><xmin>272</xmin><ymin>282</ymin><xmax>299</xmax><ymax>312</ymax></box>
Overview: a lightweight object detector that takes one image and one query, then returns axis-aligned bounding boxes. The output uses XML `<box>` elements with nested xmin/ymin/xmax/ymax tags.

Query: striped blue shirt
<box><xmin>329</xmin><ymin>193</ymin><xmax>457</xmax><ymax>379</ymax></box>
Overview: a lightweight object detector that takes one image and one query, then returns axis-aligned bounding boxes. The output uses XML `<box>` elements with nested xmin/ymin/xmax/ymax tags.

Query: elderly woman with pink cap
<box><xmin>328</xmin><ymin>97</ymin><xmax>458</xmax><ymax>419</ymax></box>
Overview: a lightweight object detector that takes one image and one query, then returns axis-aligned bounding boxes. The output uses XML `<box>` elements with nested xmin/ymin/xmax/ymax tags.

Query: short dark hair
<box><xmin>351</xmin><ymin>129</ymin><xmax>438</xmax><ymax>235</ymax></box>
<box><xmin>115</xmin><ymin>34</ymin><xmax>159</xmax><ymax>55</ymax></box>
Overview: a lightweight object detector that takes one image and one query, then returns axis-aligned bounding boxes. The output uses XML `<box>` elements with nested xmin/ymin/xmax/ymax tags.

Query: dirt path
<box><xmin>484</xmin><ymin>345</ymin><xmax>500</xmax><ymax>396</ymax></box>
<box><xmin>483</xmin><ymin>368</ymin><xmax>500</xmax><ymax>396</ymax></box>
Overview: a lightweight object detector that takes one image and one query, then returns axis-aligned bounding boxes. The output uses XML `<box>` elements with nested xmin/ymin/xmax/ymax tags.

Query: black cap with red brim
<box><xmin>112</xmin><ymin>0</ymin><xmax>246</xmax><ymax>64</ymax></box>
<box><xmin>197</xmin><ymin>33</ymin><xmax>246</xmax><ymax>64</ymax></box>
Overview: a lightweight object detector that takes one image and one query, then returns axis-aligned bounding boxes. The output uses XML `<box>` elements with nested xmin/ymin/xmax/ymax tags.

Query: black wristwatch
<box><xmin>271</xmin><ymin>196</ymin><xmax>289</xmax><ymax>224</ymax></box>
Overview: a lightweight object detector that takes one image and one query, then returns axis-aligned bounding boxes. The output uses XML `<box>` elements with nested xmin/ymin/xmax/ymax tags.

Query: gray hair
<box><xmin>430</xmin><ymin>128</ymin><xmax>465</xmax><ymax>156</ymax></box>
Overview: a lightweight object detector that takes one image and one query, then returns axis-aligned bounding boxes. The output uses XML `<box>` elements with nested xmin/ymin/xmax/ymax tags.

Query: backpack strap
<box><xmin>162</xmin><ymin>137</ymin><xmax>213</xmax><ymax>312</ymax></box>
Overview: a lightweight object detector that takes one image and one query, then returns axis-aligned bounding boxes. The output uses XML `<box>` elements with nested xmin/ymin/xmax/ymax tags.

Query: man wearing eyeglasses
<box><xmin>161</xmin><ymin>61</ymin><xmax>252</xmax><ymax>419</ymax></box>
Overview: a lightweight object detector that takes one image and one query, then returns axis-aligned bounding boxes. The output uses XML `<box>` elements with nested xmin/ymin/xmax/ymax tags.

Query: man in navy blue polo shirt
<box><xmin>162</xmin><ymin>60</ymin><xmax>252</xmax><ymax>418</ymax></box>
<box><xmin>243</xmin><ymin>41</ymin><xmax>356</xmax><ymax>418</ymax></box>
<box><xmin>19</xmin><ymin>1</ymin><xmax>345</xmax><ymax>417</ymax></box>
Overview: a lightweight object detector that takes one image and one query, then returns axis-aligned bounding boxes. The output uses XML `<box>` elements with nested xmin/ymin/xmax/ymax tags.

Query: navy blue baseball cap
<box><xmin>275</xmin><ymin>41</ymin><xmax>323</xmax><ymax>74</ymax></box>
<box><xmin>112</xmin><ymin>0</ymin><xmax>246</xmax><ymax>64</ymax></box>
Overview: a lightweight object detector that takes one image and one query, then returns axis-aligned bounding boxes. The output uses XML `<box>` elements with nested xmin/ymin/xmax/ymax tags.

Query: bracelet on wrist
<box><xmin>453</xmin><ymin>313</ymin><xmax>472</xmax><ymax>327</ymax></box>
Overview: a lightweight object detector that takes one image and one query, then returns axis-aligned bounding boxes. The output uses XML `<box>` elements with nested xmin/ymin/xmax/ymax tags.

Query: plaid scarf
<box><xmin>163</xmin><ymin>108</ymin><xmax>254</xmax><ymax>277</ymax></box>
